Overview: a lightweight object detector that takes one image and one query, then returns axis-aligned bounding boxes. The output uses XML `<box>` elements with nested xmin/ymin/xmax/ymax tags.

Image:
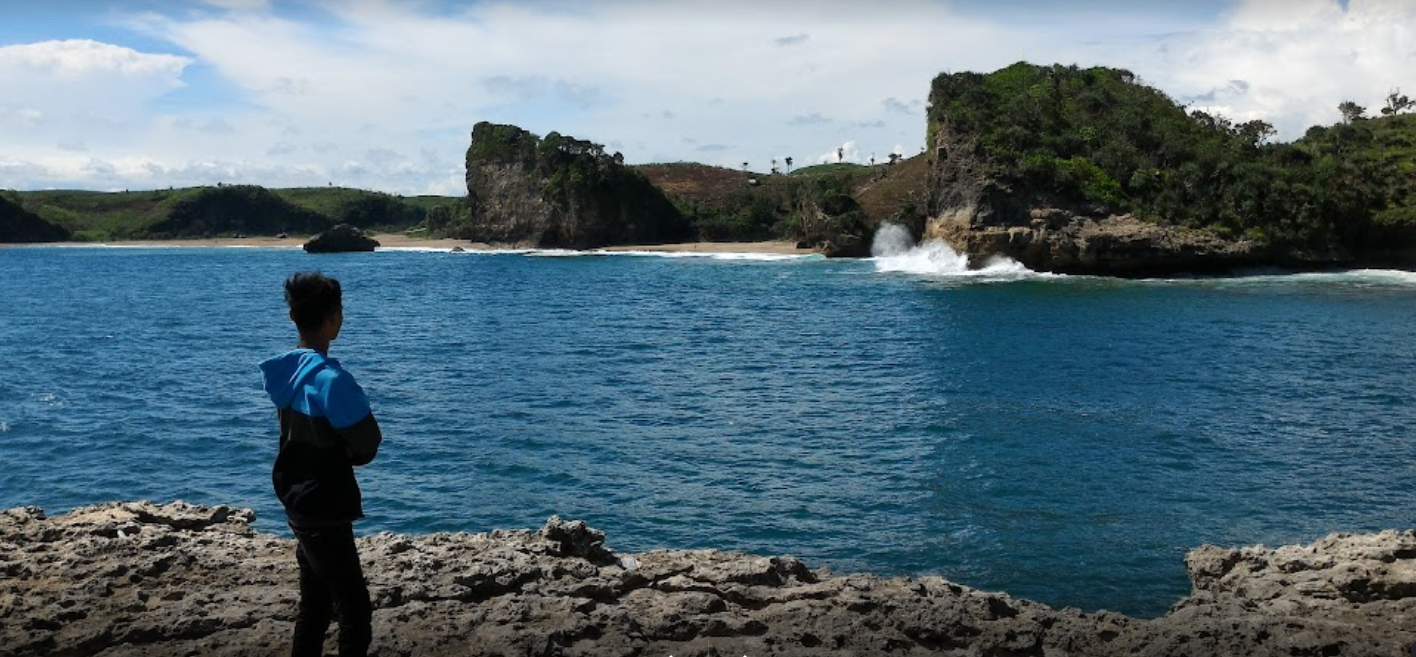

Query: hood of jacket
<box><xmin>259</xmin><ymin>349</ymin><xmax>335</xmax><ymax>409</ymax></box>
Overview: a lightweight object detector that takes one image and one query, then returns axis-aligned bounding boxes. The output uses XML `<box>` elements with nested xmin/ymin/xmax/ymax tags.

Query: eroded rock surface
<box><xmin>3</xmin><ymin>502</ymin><xmax>1415</xmax><ymax>656</ymax></box>
<box><xmin>924</xmin><ymin>208</ymin><xmax>1284</xmax><ymax>277</ymax></box>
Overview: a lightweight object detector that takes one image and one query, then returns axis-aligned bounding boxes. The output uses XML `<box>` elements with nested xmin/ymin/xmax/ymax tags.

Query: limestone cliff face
<box><xmin>5</xmin><ymin>501</ymin><xmax>1416</xmax><ymax>657</ymax></box>
<box><xmin>460</xmin><ymin>122</ymin><xmax>692</xmax><ymax>248</ymax></box>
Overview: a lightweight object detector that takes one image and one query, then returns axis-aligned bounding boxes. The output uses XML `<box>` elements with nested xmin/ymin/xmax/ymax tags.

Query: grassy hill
<box><xmin>634</xmin><ymin>158</ymin><xmax>928</xmax><ymax>243</ymax></box>
<box><xmin>9</xmin><ymin>186</ymin><xmax>460</xmax><ymax>241</ymax></box>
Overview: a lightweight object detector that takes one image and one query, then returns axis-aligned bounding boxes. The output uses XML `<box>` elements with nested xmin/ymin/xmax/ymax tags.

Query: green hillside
<box><xmin>11</xmin><ymin>186</ymin><xmax>457</xmax><ymax>241</ymax></box>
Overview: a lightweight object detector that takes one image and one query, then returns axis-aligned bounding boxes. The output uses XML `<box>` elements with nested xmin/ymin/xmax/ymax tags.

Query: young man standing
<box><xmin>260</xmin><ymin>272</ymin><xmax>383</xmax><ymax>657</ymax></box>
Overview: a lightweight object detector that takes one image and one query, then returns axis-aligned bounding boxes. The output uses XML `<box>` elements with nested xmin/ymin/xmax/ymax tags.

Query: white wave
<box><xmin>375</xmin><ymin>246</ymin><xmax>464</xmax><ymax>253</ymax></box>
<box><xmin>1153</xmin><ymin>267</ymin><xmax>1416</xmax><ymax>289</ymax></box>
<box><xmin>525</xmin><ymin>249</ymin><xmax>595</xmax><ymax>258</ymax></box>
<box><xmin>511</xmin><ymin>248</ymin><xmax>821</xmax><ymax>262</ymax></box>
<box><xmin>869</xmin><ymin>224</ymin><xmax>1043</xmax><ymax>280</ymax></box>
<box><xmin>1293</xmin><ymin>269</ymin><xmax>1416</xmax><ymax>286</ymax></box>
<box><xmin>593</xmin><ymin>250</ymin><xmax>817</xmax><ymax>262</ymax></box>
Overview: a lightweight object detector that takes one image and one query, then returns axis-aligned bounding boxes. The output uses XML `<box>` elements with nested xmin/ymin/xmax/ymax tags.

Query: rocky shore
<box><xmin>4</xmin><ymin>502</ymin><xmax>1415</xmax><ymax>657</ymax></box>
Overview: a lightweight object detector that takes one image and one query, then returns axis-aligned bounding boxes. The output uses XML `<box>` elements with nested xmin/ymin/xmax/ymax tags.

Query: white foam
<box><xmin>595</xmin><ymin>250</ymin><xmax>817</xmax><ymax>262</ymax></box>
<box><xmin>869</xmin><ymin>224</ymin><xmax>1044</xmax><ymax>281</ymax></box>
<box><xmin>525</xmin><ymin>249</ymin><xmax>594</xmax><ymax>258</ymax></box>
<box><xmin>375</xmin><ymin>246</ymin><xmax>463</xmax><ymax>253</ymax></box>
<box><xmin>1154</xmin><ymin>268</ymin><xmax>1416</xmax><ymax>289</ymax></box>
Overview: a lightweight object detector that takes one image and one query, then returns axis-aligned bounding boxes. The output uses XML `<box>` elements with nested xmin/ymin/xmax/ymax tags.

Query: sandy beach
<box><xmin>3</xmin><ymin>234</ymin><xmax>814</xmax><ymax>254</ymax></box>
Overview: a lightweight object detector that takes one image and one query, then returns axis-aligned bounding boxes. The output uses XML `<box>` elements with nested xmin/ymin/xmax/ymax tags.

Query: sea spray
<box><xmin>870</xmin><ymin>224</ymin><xmax>1033</xmax><ymax>278</ymax></box>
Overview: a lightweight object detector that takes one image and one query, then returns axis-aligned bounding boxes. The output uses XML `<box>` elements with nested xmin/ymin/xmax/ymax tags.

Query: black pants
<box><xmin>289</xmin><ymin>522</ymin><xmax>372</xmax><ymax>657</ymax></box>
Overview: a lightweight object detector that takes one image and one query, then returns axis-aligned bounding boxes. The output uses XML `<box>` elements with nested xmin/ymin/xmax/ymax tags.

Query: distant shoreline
<box><xmin>1</xmin><ymin>234</ymin><xmax>815</xmax><ymax>255</ymax></box>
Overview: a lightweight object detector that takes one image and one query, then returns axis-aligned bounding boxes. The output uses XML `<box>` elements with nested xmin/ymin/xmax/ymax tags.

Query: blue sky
<box><xmin>0</xmin><ymin>0</ymin><xmax>1410</xmax><ymax>194</ymax></box>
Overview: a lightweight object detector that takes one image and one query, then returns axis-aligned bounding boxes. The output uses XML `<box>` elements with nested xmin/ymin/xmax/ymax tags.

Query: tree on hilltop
<box><xmin>1382</xmin><ymin>88</ymin><xmax>1414</xmax><ymax>116</ymax></box>
<box><xmin>1339</xmin><ymin>101</ymin><xmax>1366</xmax><ymax>124</ymax></box>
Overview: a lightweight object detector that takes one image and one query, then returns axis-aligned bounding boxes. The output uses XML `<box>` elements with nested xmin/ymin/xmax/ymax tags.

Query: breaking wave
<box><xmin>869</xmin><ymin>224</ymin><xmax>1042</xmax><ymax>280</ymax></box>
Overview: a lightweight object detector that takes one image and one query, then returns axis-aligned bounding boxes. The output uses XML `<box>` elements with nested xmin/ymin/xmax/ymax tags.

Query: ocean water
<box><xmin>2</xmin><ymin>236</ymin><xmax>1414</xmax><ymax>618</ymax></box>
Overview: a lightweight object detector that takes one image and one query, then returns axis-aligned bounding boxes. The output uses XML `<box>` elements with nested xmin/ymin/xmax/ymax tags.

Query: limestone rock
<box><xmin>458</xmin><ymin>122</ymin><xmax>692</xmax><ymax>249</ymax></box>
<box><xmin>924</xmin><ymin>209</ymin><xmax>1283</xmax><ymax>277</ymax></box>
<box><xmin>3</xmin><ymin>501</ymin><xmax>1416</xmax><ymax>656</ymax></box>
<box><xmin>303</xmin><ymin>223</ymin><xmax>379</xmax><ymax>253</ymax></box>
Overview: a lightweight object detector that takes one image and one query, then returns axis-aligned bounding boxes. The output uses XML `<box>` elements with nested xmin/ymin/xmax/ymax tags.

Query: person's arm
<box><xmin>323</xmin><ymin>369</ymin><xmax>382</xmax><ymax>466</ymax></box>
<box><xmin>339</xmin><ymin>413</ymin><xmax>382</xmax><ymax>466</ymax></box>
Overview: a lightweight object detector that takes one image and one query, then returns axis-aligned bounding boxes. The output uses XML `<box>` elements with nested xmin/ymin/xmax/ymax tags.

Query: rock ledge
<box><xmin>3</xmin><ymin>501</ymin><xmax>1415</xmax><ymax>656</ymax></box>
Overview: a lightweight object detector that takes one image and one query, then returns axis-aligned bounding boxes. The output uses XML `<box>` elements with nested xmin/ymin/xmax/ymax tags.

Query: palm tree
<box><xmin>785</xmin><ymin>157</ymin><xmax>793</xmax><ymax>173</ymax></box>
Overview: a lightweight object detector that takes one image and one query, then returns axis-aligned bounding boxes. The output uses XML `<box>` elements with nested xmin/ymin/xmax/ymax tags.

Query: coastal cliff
<box><xmin>5</xmin><ymin>501</ymin><xmax>1416</xmax><ymax>656</ymax></box>
<box><xmin>453</xmin><ymin>122</ymin><xmax>692</xmax><ymax>248</ymax></box>
<box><xmin>924</xmin><ymin>63</ymin><xmax>1416</xmax><ymax>276</ymax></box>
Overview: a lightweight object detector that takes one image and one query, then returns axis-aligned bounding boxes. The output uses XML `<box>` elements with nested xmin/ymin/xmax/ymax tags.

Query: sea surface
<box><xmin>2</xmin><ymin>234</ymin><xmax>1414</xmax><ymax>618</ymax></box>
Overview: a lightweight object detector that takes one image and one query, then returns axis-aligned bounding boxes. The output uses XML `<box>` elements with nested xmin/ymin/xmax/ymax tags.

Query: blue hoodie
<box><xmin>260</xmin><ymin>349</ymin><xmax>379</xmax><ymax>526</ymax></box>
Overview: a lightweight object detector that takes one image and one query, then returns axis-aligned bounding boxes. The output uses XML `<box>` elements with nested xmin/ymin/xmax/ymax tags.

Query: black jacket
<box><xmin>260</xmin><ymin>349</ymin><xmax>382</xmax><ymax>527</ymax></box>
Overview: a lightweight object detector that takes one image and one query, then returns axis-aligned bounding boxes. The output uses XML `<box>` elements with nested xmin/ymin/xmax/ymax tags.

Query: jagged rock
<box><xmin>303</xmin><ymin>223</ymin><xmax>379</xmax><ymax>253</ymax></box>
<box><xmin>3</xmin><ymin>501</ymin><xmax>1416</xmax><ymax>656</ymax></box>
<box><xmin>924</xmin><ymin>208</ymin><xmax>1286</xmax><ymax>277</ymax></box>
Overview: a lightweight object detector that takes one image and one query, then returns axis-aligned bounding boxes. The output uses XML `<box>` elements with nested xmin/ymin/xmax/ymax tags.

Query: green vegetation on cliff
<box><xmin>633</xmin><ymin>159</ymin><xmax>922</xmax><ymax>254</ymax></box>
<box><xmin>928</xmin><ymin>62</ymin><xmax>1416</xmax><ymax>255</ymax></box>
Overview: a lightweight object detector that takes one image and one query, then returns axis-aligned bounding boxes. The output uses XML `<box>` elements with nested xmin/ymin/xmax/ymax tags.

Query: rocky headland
<box><xmin>923</xmin><ymin>63</ymin><xmax>1416</xmax><ymax>277</ymax></box>
<box><xmin>4</xmin><ymin>501</ymin><xmax>1416</xmax><ymax>657</ymax></box>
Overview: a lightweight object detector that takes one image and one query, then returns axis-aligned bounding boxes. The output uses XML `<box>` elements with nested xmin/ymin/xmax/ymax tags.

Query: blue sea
<box><xmin>2</xmin><ymin>235</ymin><xmax>1414</xmax><ymax>618</ymax></box>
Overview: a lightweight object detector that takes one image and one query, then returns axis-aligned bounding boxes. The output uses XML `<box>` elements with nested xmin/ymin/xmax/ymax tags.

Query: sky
<box><xmin>0</xmin><ymin>0</ymin><xmax>1412</xmax><ymax>195</ymax></box>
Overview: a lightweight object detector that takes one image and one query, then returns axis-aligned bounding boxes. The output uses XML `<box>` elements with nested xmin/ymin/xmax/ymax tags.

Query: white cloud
<box><xmin>3</xmin><ymin>0</ymin><xmax>1414</xmax><ymax>193</ymax></box>
<box><xmin>0</xmin><ymin>39</ymin><xmax>190</xmax><ymax>131</ymax></box>
<box><xmin>0</xmin><ymin>39</ymin><xmax>190</xmax><ymax>77</ymax></box>
<box><xmin>819</xmin><ymin>141</ymin><xmax>860</xmax><ymax>165</ymax></box>
<box><xmin>1090</xmin><ymin>0</ymin><xmax>1416</xmax><ymax>138</ymax></box>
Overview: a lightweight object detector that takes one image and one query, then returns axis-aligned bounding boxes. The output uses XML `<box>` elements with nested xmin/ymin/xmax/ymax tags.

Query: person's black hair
<box><xmin>284</xmin><ymin>272</ymin><xmax>342</xmax><ymax>335</ymax></box>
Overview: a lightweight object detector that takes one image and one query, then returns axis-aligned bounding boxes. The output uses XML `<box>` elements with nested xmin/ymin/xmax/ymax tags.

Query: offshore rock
<box><xmin>303</xmin><ymin>223</ymin><xmax>379</xmax><ymax>253</ymax></box>
<box><xmin>3</xmin><ymin>501</ymin><xmax>1416</xmax><ymax>656</ymax></box>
